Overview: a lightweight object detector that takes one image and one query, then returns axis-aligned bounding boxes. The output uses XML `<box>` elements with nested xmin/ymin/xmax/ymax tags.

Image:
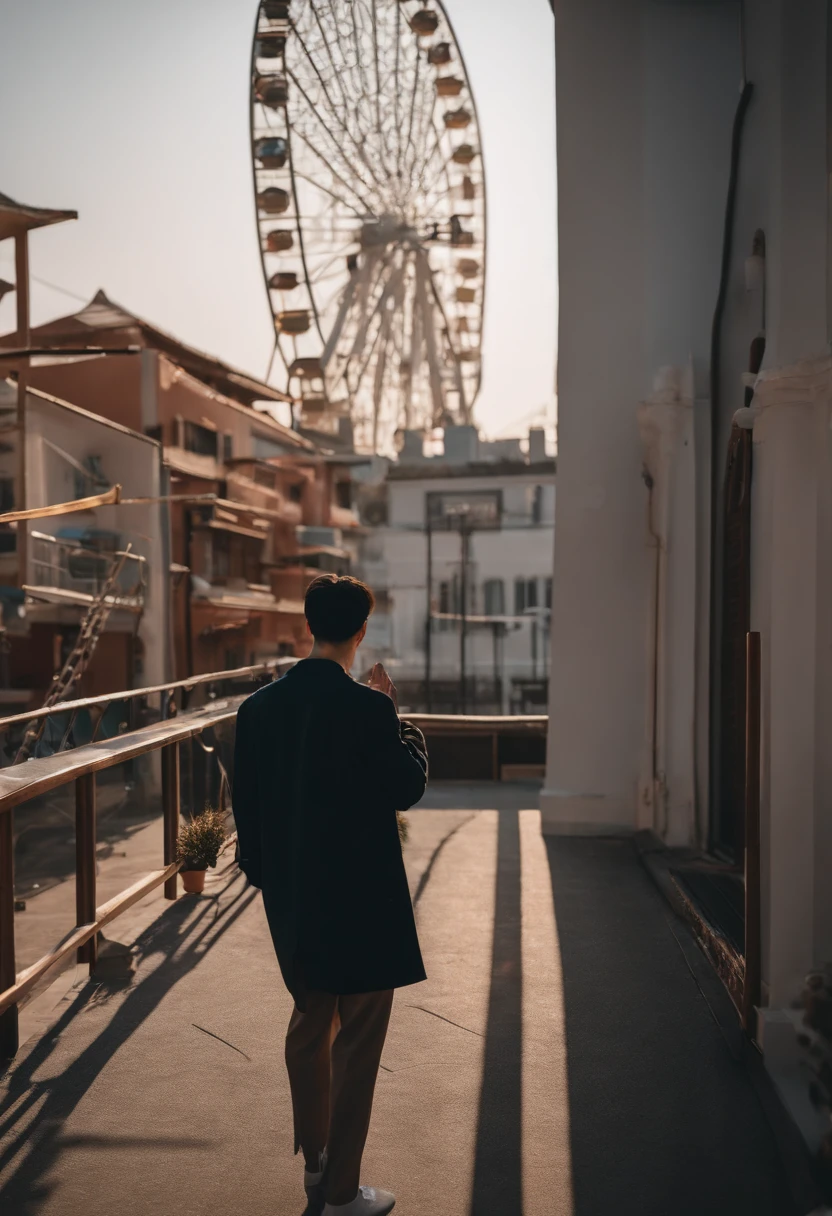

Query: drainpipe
<box><xmin>15</xmin><ymin>232</ymin><xmax>30</xmax><ymax>592</ymax></box>
<box><xmin>707</xmin><ymin>70</ymin><xmax>754</xmax><ymax>849</ymax></box>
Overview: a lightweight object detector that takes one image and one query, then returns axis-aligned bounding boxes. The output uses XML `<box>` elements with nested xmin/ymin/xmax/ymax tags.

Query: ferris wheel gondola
<box><xmin>250</xmin><ymin>0</ymin><xmax>487</xmax><ymax>454</ymax></box>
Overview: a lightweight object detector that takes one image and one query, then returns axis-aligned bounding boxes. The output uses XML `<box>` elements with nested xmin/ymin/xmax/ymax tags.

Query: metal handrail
<box><xmin>0</xmin><ymin>658</ymin><xmax>293</xmax><ymax>734</ymax></box>
<box><xmin>29</xmin><ymin>530</ymin><xmax>148</xmax><ymax>563</ymax></box>
<box><xmin>407</xmin><ymin>713</ymin><xmax>547</xmax><ymax>731</ymax></box>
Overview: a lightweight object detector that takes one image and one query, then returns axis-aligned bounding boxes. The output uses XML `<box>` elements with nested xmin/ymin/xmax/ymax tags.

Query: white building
<box><xmin>357</xmin><ymin>426</ymin><xmax>555</xmax><ymax>714</ymax></box>
<box><xmin>545</xmin><ymin>0</ymin><xmax>832</xmax><ymax>1145</ymax></box>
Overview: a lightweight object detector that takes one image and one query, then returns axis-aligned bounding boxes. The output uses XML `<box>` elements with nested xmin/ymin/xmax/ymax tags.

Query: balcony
<box><xmin>0</xmin><ymin>680</ymin><xmax>792</xmax><ymax>1215</ymax></box>
<box><xmin>25</xmin><ymin>531</ymin><xmax>146</xmax><ymax>613</ymax></box>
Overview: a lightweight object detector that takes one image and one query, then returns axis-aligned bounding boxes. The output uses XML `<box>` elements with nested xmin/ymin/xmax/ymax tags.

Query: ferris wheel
<box><xmin>250</xmin><ymin>0</ymin><xmax>486</xmax><ymax>454</ymax></box>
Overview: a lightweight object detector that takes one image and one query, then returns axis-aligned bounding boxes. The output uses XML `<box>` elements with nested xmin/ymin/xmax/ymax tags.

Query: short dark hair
<box><xmin>304</xmin><ymin>574</ymin><xmax>375</xmax><ymax>643</ymax></box>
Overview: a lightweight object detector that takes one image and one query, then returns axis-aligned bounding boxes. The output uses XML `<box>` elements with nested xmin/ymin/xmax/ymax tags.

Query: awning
<box><xmin>201</xmin><ymin>594</ymin><xmax>304</xmax><ymax>615</ymax></box>
<box><xmin>22</xmin><ymin>584</ymin><xmax>143</xmax><ymax>613</ymax></box>
<box><xmin>195</xmin><ymin>519</ymin><xmax>267</xmax><ymax>541</ymax></box>
<box><xmin>0</xmin><ymin>191</ymin><xmax>77</xmax><ymax>241</ymax></box>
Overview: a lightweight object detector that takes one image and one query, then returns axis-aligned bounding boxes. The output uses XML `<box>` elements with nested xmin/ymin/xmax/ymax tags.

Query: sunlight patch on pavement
<box><xmin>521</xmin><ymin>809</ymin><xmax>574</xmax><ymax>1216</ymax></box>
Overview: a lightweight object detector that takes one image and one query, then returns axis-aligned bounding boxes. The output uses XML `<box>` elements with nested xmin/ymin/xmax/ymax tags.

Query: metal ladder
<box><xmin>14</xmin><ymin>546</ymin><xmax>134</xmax><ymax>765</ymax></box>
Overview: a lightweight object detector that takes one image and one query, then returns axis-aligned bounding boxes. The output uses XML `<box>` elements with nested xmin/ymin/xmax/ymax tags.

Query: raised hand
<box><xmin>368</xmin><ymin>662</ymin><xmax>399</xmax><ymax>711</ymax></box>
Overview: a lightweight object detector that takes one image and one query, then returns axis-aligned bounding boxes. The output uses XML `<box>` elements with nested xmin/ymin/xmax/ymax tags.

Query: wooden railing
<box><xmin>0</xmin><ymin>658</ymin><xmax>295</xmax><ymax>759</ymax></box>
<box><xmin>0</xmin><ymin>660</ymin><xmax>289</xmax><ymax>1061</ymax></box>
<box><xmin>0</xmin><ymin>675</ymin><xmax>548</xmax><ymax>1062</ymax></box>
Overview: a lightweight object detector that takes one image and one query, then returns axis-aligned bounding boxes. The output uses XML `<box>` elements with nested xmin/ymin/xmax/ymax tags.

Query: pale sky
<box><xmin>0</xmin><ymin>0</ymin><xmax>556</xmax><ymax>441</ymax></box>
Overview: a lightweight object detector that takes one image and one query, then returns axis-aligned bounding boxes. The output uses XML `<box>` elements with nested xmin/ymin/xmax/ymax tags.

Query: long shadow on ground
<box><xmin>469</xmin><ymin>809</ymin><xmax>523</xmax><ymax>1215</ymax></box>
<box><xmin>545</xmin><ymin>836</ymin><xmax>797</xmax><ymax>1216</ymax></box>
<box><xmin>0</xmin><ymin>867</ymin><xmax>257</xmax><ymax>1216</ymax></box>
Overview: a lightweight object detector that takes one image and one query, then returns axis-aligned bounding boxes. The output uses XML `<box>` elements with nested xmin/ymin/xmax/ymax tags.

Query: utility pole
<box><xmin>459</xmin><ymin>512</ymin><xmax>470</xmax><ymax>714</ymax></box>
<box><xmin>15</xmin><ymin>230</ymin><xmax>29</xmax><ymax>595</ymax></box>
<box><xmin>424</xmin><ymin>515</ymin><xmax>433</xmax><ymax>712</ymax></box>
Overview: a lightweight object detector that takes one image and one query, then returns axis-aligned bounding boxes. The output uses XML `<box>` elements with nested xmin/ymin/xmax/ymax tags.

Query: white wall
<box><xmin>545</xmin><ymin>0</ymin><xmax>733</xmax><ymax>834</ymax></box>
<box><xmin>733</xmin><ymin>1</ymin><xmax>832</xmax><ymax>1013</ymax></box>
<box><xmin>548</xmin><ymin>0</ymin><xmax>832</xmax><ymax>1112</ymax></box>
<box><xmin>362</xmin><ymin>469</ymin><xmax>555</xmax><ymax>697</ymax></box>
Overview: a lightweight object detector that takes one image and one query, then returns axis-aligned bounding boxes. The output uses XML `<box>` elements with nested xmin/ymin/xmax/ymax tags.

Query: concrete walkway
<box><xmin>0</xmin><ymin>790</ymin><xmax>799</xmax><ymax>1215</ymax></box>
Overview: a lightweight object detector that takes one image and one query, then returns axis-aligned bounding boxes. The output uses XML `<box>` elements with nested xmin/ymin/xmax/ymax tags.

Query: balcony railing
<box><xmin>0</xmin><ymin>666</ymin><xmax>547</xmax><ymax>1062</ymax></box>
<box><xmin>0</xmin><ymin>658</ymin><xmax>292</xmax><ymax>764</ymax></box>
<box><xmin>28</xmin><ymin>531</ymin><xmax>147</xmax><ymax>604</ymax></box>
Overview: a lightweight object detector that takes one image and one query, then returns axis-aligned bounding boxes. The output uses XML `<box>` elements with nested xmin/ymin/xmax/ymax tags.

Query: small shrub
<box><xmin>177</xmin><ymin>807</ymin><xmax>227</xmax><ymax>872</ymax></box>
<box><xmin>397</xmin><ymin>811</ymin><xmax>409</xmax><ymax>845</ymax></box>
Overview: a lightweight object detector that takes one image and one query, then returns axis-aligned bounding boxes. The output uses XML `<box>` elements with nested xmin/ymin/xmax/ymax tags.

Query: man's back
<box><xmin>233</xmin><ymin>657</ymin><xmax>428</xmax><ymax>1001</ymax></box>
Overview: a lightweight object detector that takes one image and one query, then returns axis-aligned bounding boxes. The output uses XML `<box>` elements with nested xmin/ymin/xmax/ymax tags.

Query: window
<box><xmin>144</xmin><ymin>424</ymin><xmax>163</xmax><ymax>444</ymax></box>
<box><xmin>222</xmin><ymin>433</ymin><xmax>233</xmax><ymax>463</ymax></box>
<box><xmin>289</xmin><ymin>482</ymin><xmax>303</xmax><ymax>504</ymax></box>
<box><xmin>531</xmin><ymin>484</ymin><xmax>543</xmax><ymax>525</ymax></box>
<box><xmin>335</xmin><ymin>481</ymin><xmax>352</xmax><ymax>509</ymax></box>
<box><xmin>184</xmin><ymin>420</ymin><xmax>218</xmax><ymax>459</ymax></box>
<box><xmin>438</xmin><ymin>580</ymin><xmax>451</xmax><ymax>615</ymax></box>
<box><xmin>254</xmin><ymin>467</ymin><xmax>276</xmax><ymax>489</ymax></box>
<box><xmin>0</xmin><ymin>478</ymin><xmax>14</xmax><ymax>513</ymax></box>
<box><xmin>253</xmin><ymin>433</ymin><xmax>292</xmax><ymax>460</ymax></box>
<box><xmin>545</xmin><ymin>577</ymin><xmax>553</xmax><ymax>609</ymax></box>
<box><xmin>483</xmin><ymin>578</ymin><xmax>505</xmax><ymax>616</ymax></box>
<box><xmin>437</xmin><ymin>579</ymin><xmax>453</xmax><ymax>631</ymax></box>
<box><xmin>426</xmin><ymin>489</ymin><xmax>501</xmax><ymax>531</ymax></box>
<box><xmin>213</xmin><ymin>530</ymin><xmax>230</xmax><ymax>579</ymax></box>
<box><xmin>514</xmin><ymin>578</ymin><xmax>538</xmax><ymax>615</ymax></box>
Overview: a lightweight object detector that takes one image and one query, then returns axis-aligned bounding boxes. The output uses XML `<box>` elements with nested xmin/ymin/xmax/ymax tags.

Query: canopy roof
<box><xmin>0</xmin><ymin>191</ymin><xmax>77</xmax><ymax>242</ymax></box>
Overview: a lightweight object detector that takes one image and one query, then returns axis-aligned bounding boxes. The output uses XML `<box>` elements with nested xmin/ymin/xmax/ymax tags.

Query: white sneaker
<box><xmin>304</xmin><ymin>1150</ymin><xmax>327</xmax><ymax>1211</ymax></box>
<box><xmin>322</xmin><ymin>1186</ymin><xmax>396</xmax><ymax>1216</ymax></box>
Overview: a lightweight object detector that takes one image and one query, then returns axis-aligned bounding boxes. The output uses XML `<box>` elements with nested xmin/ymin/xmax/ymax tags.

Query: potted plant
<box><xmin>176</xmin><ymin>807</ymin><xmax>227</xmax><ymax>894</ymax></box>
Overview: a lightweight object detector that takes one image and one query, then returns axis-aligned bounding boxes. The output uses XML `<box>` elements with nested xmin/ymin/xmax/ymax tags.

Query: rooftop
<box><xmin>0</xmin><ymin>289</ymin><xmax>291</xmax><ymax>409</ymax></box>
<box><xmin>0</xmin><ymin>191</ymin><xmax>77</xmax><ymax>242</ymax></box>
<box><xmin>388</xmin><ymin>456</ymin><xmax>556</xmax><ymax>480</ymax></box>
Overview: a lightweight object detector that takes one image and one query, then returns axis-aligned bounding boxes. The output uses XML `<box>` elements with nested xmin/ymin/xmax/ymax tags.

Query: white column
<box><xmin>636</xmin><ymin>366</ymin><xmax>698</xmax><ymax>845</ymax></box>
<box><xmin>542</xmin><ymin>0</ymin><xmax>737</xmax><ymax>835</ymax></box>
<box><xmin>749</xmin><ymin>356</ymin><xmax>832</xmax><ymax>1008</ymax></box>
<box><xmin>541</xmin><ymin>0</ymin><xmax>649</xmax><ymax>834</ymax></box>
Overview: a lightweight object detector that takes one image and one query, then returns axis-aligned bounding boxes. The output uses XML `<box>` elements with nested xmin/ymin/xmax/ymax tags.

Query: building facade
<box><xmin>545</xmin><ymin>0</ymin><xmax>832</xmax><ymax>1138</ymax></box>
<box><xmin>0</xmin><ymin>380</ymin><xmax>166</xmax><ymax>715</ymax></box>
<box><xmin>357</xmin><ymin>427</ymin><xmax>555</xmax><ymax>714</ymax></box>
<box><xmin>3</xmin><ymin>292</ymin><xmax>360</xmax><ymax>678</ymax></box>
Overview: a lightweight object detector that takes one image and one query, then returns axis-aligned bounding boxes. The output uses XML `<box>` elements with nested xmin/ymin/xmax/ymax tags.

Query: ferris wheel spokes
<box><xmin>251</xmin><ymin>0</ymin><xmax>486</xmax><ymax>451</ymax></box>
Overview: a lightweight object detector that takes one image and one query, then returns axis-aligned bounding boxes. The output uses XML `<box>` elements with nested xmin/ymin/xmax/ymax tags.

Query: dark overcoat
<box><xmin>232</xmin><ymin>657</ymin><xmax>428</xmax><ymax>1006</ymax></box>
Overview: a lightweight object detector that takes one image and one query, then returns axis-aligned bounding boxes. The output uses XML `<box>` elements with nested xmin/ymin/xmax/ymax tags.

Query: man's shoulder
<box><xmin>237</xmin><ymin>678</ymin><xmax>286</xmax><ymax>719</ymax></box>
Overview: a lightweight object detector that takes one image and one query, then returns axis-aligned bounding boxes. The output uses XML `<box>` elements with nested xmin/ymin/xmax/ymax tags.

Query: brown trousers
<box><xmin>285</xmin><ymin>988</ymin><xmax>394</xmax><ymax>1206</ymax></box>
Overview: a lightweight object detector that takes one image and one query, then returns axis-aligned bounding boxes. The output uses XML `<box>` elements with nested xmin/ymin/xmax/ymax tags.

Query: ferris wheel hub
<box><xmin>360</xmin><ymin>215</ymin><xmax>421</xmax><ymax>251</ymax></box>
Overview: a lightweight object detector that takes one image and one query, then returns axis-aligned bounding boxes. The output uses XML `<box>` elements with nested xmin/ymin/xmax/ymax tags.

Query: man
<box><xmin>232</xmin><ymin>574</ymin><xmax>428</xmax><ymax>1216</ymax></box>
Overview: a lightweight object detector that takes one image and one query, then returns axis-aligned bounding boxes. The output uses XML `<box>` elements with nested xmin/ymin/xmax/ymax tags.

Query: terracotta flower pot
<box><xmin>181</xmin><ymin>869</ymin><xmax>206</xmax><ymax>894</ymax></box>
